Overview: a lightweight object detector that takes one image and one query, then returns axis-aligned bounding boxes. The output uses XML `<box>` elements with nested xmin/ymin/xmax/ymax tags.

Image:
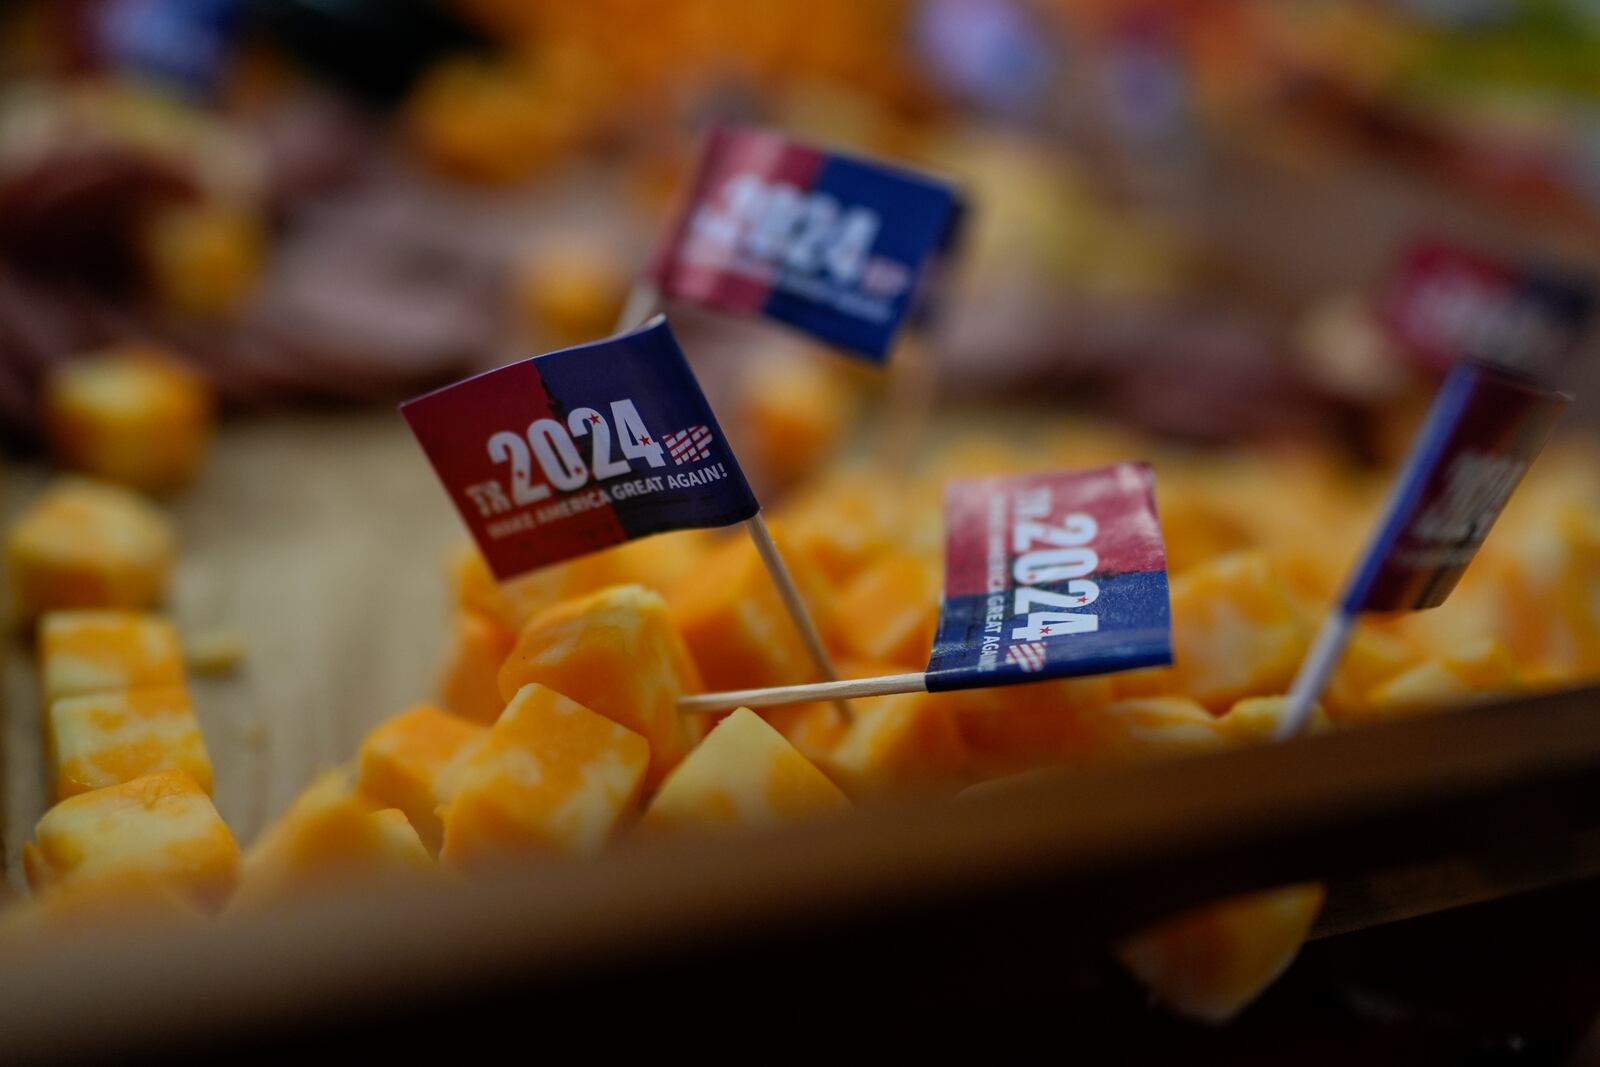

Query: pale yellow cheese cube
<box><xmin>48</xmin><ymin>686</ymin><xmax>212</xmax><ymax>800</ymax></box>
<box><xmin>24</xmin><ymin>770</ymin><xmax>238</xmax><ymax>911</ymax></box>
<box><xmin>38</xmin><ymin>610</ymin><xmax>185</xmax><ymax>704</ymax></box>
<box><xmin>643</xmin><ymin>708</ymin><xmax>849</xmax><ymax>834</ymax></box>
<box><xmin>6</xmin><ymin>478</ymin><xmax>174</xmax><ymax>623</ymax></box>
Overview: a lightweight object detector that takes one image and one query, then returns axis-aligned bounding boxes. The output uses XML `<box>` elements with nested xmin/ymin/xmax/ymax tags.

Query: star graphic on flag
<box><xmin>589</xmin><ymin>414</ymin><xmax>602</xmax><ymax>425</ymax></box>
<box><xmin>640</xmin><ymin>435</ymin><xmax>651</xmax><ymax>444</ymax></box>
<box><xmin>1039</xmin><ymin>627</ymin><xmax>1052</xmax><ymax>635</ymax></box>
<box><xmin>1077</xmin><ymin>596</ymin><xmax>1087</xmax><ymax>603</ymax></box>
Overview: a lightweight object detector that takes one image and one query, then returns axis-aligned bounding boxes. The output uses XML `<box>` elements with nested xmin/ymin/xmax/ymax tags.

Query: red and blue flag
<box><xmin>650</xmin><ymin>124</ymin><xmax>964</xmax><ymax>361</ymax></box>
<box><xmin>401</xmin><ymin>317</ymin><xmax>758</xmax><ymax>580</ymax></box>
<box><xmin>1343</xmin><ymin>360</ymin><xmax>1569</xmax><ymax>613</ymax></box>
<box><xmin>1381</xmin><ymin>238</ymin><xmax>1595</xmax><ymax>378</ymax></box>
<box><xmin>925</xmin><ymin>463</ymin><xmax>1172</xmax><ymax>692</ymax></box>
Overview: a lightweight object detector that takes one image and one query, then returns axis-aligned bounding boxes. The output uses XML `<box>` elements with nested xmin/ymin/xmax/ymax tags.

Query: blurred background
<box><xmin>0</xmin><ymin>0</ymin><xmax>1596</xmax><ymax>471</ymax></box>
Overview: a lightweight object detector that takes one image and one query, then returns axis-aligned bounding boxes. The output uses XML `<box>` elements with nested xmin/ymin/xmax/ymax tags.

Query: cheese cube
<box><xmin>6</xmin><ymin>478</ymin><xmax>174</xmax><ymax>622</ymax></box>
<box><xmin>1117</xmin><ymin>883</ymin><xmax>1325</xmax><ymax>1024</ymax></box>
<box><xmin>48</xmin><ymin>687</ymin><xmax>213</xmax><ymax>800</ymax></box>
<box><xmin>37</xmin><ymin>610</ymin><xmax>184</xmax><ymax>704</ymax></box>
<box><xmin>821</xmin><ymin>692</ymin><xmax>968</xmax><ymax>798</ymax></box>
<box><xmin>0</xmin><ymin>875</ymin><xmax>206</xmax><ymax>944</ymax></box>
<box><xmin>1360</xmin><ymin>638</ymin><xmax>1521</xmax><ymax>721</ymax></box>
<box><xmin>231</xmin><ymin>769</ymin><xmax>434</xmax><ymax>914</ymax></box>
<box><xmin>834</xmin><ymin>552</ymin><xmax>942</xmax><ymax>669</ymax></box>
<box><xmin>1216</xmin><ymin>696</ymin><xmax>1331</xmax><ymax>744</ymax></box>
<box><xmin>499</xmin><ymin>585</ymin><xmax>703</xmax><ymax>789</ymax></box>
<box><xmin>949</xmin><ymin>676</ymin><xmax>1118</xmax><ymax>772</ymax></box>
<box><xmin>511</xmin><ymin>236</ymin><xmax>627</xmax><ymax>343</ymax></box>
<box><xmin>440</xmin><ymin>683</ymin><xmax>649</xmax><ymax>869</ymax></box>
<box><xmin>643</xmin><ymin>708</ymin><xmax>849</xmax><ymax>834</ymax></box>
<box><xmin>780</xmin><ymin>468</ymin><xmax>907</xmax><ymax>587</ymax></box>
<box><xmin>141</xmin><ymin>203</ymin><xmax>264</xmax><ymax>320</ymax></box>
<box><xmin>1115</xmin><ymin>552</ymin><xmax>1308</xmax><ymax>712</ymax></box>
<box><xmin>666</xmin><ymin>526</ymin><xmax>840</xmax><ymax>693</ymax></box>
<box><xmin>438</xmin><ymin>611</ymin><xmax>515</xmax><ymax>723</ymax></box>
<box><xmin>1320</xmin><ymin>623</ymin><xmax>1422</xmax><ymax>719</ymax></box>
<box><xmin>44</xmin><ymin>346</ymin><xmax>213</xmax><ymax>493</ymax></box>
<box><xmin>24</xmin><ymin>770</ymin><xmax>239</xmax><ymax>911</ymax></box>
<box><xmin>451</xmin><ymin>531</ymin><xmax>712</xmax><ymax>634</ymax></box>
<box><xmin>358</xmin><ymin>705</ymin><xmax>487</xmax><ymax>853</ymax></box>
<box><xmin>737</xmin><ymin>353</ymin><xmax>857</xmax><ymax>488</ymax></box>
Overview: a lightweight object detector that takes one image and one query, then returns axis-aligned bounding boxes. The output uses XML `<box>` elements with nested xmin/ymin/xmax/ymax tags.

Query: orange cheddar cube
<box><xmin>821</xmin><ymin>691</ymin><xmax>968</xmax><ymax>798</ymax></box>
<box><xmin>440</xmin><ymin>683</ymin><xmax>650</xmax><ymax>868</ymax></box>
<box><xmin>499</xmin><ymin>585</ymin><xmax>703</xmax><ymax>789</ymax></box>
<box><xmin>1320</xmin><ymin>622</ymin><xmax>1422</xmax><ymax>718</ymax></box>
<box><xmin>949</xmin><ymin>676</ymin><xmax>1118</xmax><ymax>772</ymax></box>
<box><xmin>1068</xmin><ymin>697</ymin><xmax>1230</xmax><ymax>765</ymax></box>
<box><xmin>511</xmin><ymin>236</ymin><xmax>627</xmax><ymax>344</ymax></box>
<box><xmin>780</xmin><ymin>467</ymin><xmax>909</xmax><ymax>587</ymax></box>
<box><xmin>45</xmin><ymin>346</ymin><xmax>213</xmax><ymax>493</ymax></box>
<box><xmin>38</xmin><ymin>610</ymin><xmax>185</xmax><ymax>704</ymax></box>
<box><xmin>737</xmin><ymin>353</ymin><xmax>857</xmax><ymax>488</ymax></box>
<box><xmin>439</xmin><ymin>611</ymin><xmax>515</xmax><ymax>724</ymax></box>
<box><xmin>1115</xmin><ymin>552</ymin><xmax>1308</xmax><ymax>712</ymax></box>
<box><xmin>6</xmin><ymin>478</ymin><xmax>175</xmax><ymax>622</ymax></box>
<box><xmin>643</xmin><ymin>708</ymin><xmax>849</xmax><ymax>834</ymax></box>
<box><xmin>48</xmin><ymin>687</ymin><xmax>213</xmax><ymax>800</ymax></box>
<box><xmin>141</xmin><ymin>203</ymin><xmax>264</xmax><ymax>321</ymax></box>
<box><xmin>1360</xmin><ymin>638</ymin><xmax>1521</xmax><ymax>721</ymax></box>
<box><xmin>231</xmin><ymin>769</ymin><xmax>434</xmax><ymax>914</ymax></box>
<box><xmin>667</xmin><ymin>527</ymin><xmax>839</xmax><ymax>693</ymax></box>
<box><xmin>0</xmin><ymin>874</ymin><xmax>206</xmax><ymax>944</ymax></box>
<box><xmin>834</xmin><ymin>552</ymin><xmax>942</xmax><ymax>669</ymax></box>
<box><xmin>24</xmin><ymin>770</ymin><xmax>238</xmax><ymax>911</ymax></box>
<box><xmin>358</xmin><ymin>704</ymin><xmax>488</xmax><ymax>853</ymax></box>
<box><xmin>1216</xmin><ymin>696</ymin><xmax>1331</xmax><ymax>744</ymax></box>
<box><xmin>451</xmin><ymin>531</ymin><xmax>712</xmax><ymax>634</ymax></box>
<box><xmin>1117</xmin><ymin>883</ymin><xmax>1325</xmax><ymax>1023</ymax></box>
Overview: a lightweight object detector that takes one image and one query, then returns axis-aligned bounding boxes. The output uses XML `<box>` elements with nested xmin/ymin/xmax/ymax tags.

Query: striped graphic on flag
<box><xmin>665</xmin><ymin>425</ymin><xmax>714</xmax><ymax>465</ymax></box>
<box><xmin>1004</xmin><ymin>642</ymin><xmax>1048</xmax><ymax>673</ymax></box>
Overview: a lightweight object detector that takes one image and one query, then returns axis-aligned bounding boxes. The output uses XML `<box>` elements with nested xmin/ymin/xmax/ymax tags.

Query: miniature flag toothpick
<box><xmin>621</xmin><ymin>123</ymin><xmax>964</xmax><ymax>359</ymax></box>
<box><xmin>1381</xmin><ymin>238</ymin><xmax>1596</xmax><ymax>378</ymax></box>
<box><xmin>1274</xmin><ymin>360</ymin><xmax>1571</xmax><ymax>741</ymax></box>
<box><xmin>402</xmin><ymin>317</ymin><xmax>846</xmax><ymax>714</ymax></box>
<box><xmin>678</xmin><ymin>463</ymin><xmax>1172</xmax><ymax>713</ymax></box>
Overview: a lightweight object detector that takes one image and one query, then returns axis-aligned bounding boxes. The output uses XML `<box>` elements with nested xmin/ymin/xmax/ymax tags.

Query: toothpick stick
<box><xmin>613</xmin><ymin>280</ymin><xmax>661</xmax><ymax>335</ymax></box>
<box><xmin>680</xmin><ymin>671</ymin><xmax>926</xmax><ymax>715</ymax></box>
<box><xmin>743</xmin><ymin>512</ymin><xmax>853</xmax><ymax>723</ymax></box>
<box><xmin>1272</xmin><ymin>611</ymin><xmax>1355</xmax><ymax>742</ymax></box>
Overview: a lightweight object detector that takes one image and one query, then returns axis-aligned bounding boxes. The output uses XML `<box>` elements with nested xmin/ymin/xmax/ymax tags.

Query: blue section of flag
<box><xmin>1340</xmin><ymin>360</ymin><xmax>1569</xmax><ymax>614</ymax></box>
<box><xmin>925</xmin><ymin>570</ymin><xmax>1172</xmax><ymax>693</ymax></box>
<box><xmin>760</xmin><ymin>155</ymin><xmax>962</xmax><ymax>360</ymax></box>
<box><xmin>528</xmin><ymin>318</ymin><xmax>761</xmax><ymax>540</ymax></box>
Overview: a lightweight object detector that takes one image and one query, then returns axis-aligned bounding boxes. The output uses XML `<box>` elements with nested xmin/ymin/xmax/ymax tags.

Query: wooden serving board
<box><xmin>1</xmin><ymin>410</ymin><xmax>464</xmax><ymax>883</ymax></box>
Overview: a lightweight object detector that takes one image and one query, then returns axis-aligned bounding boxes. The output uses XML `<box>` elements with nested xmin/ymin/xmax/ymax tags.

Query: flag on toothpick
<box><xmin>1381</xmin><ymin>238</ymin><xmax>1595</xmax><ymax>378</ymax></box>
<box><xmin>1274</xmin><ymin>359</ymin><xmax>1571</xmax><ymax>740</ymax></box>
<box><xmin>401</xmin><ymin>316</ymin><xmax>757</xmax><ymax>580</ymax></box>
<box><xmin>679</xmin><ymin>462</ymin><xmax>1173</xmax><ymax>714</ymax></box>
<box><xmin>647</xmin><ymin>123</ymin><xmax>965</xmax><ymax>361</ymax></box>
<box><xmin>402</xmin><ymin>316</ymin><xmax>847</xmax><ymax>717</ymax></box>
<box><xmin>924</xmin><ymin>463</ymin><xmax>1173</xmax><ymax>690</ymax></box>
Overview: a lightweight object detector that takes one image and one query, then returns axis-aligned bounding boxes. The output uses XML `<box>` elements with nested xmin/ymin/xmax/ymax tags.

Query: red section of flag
<box><xmin>942</xmin><ymin>464</ymin><xmax>1165</xmax><ymax>599</ymax></box>
<box><xmin>651</xmin><ymin>125</ymin><xmax>827</xmax><ymax>314</ymax></box>
<box><xmin>400</xmin><ymin>359</ymin><xmax>629</xmax><ymax>579</ymax></box>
